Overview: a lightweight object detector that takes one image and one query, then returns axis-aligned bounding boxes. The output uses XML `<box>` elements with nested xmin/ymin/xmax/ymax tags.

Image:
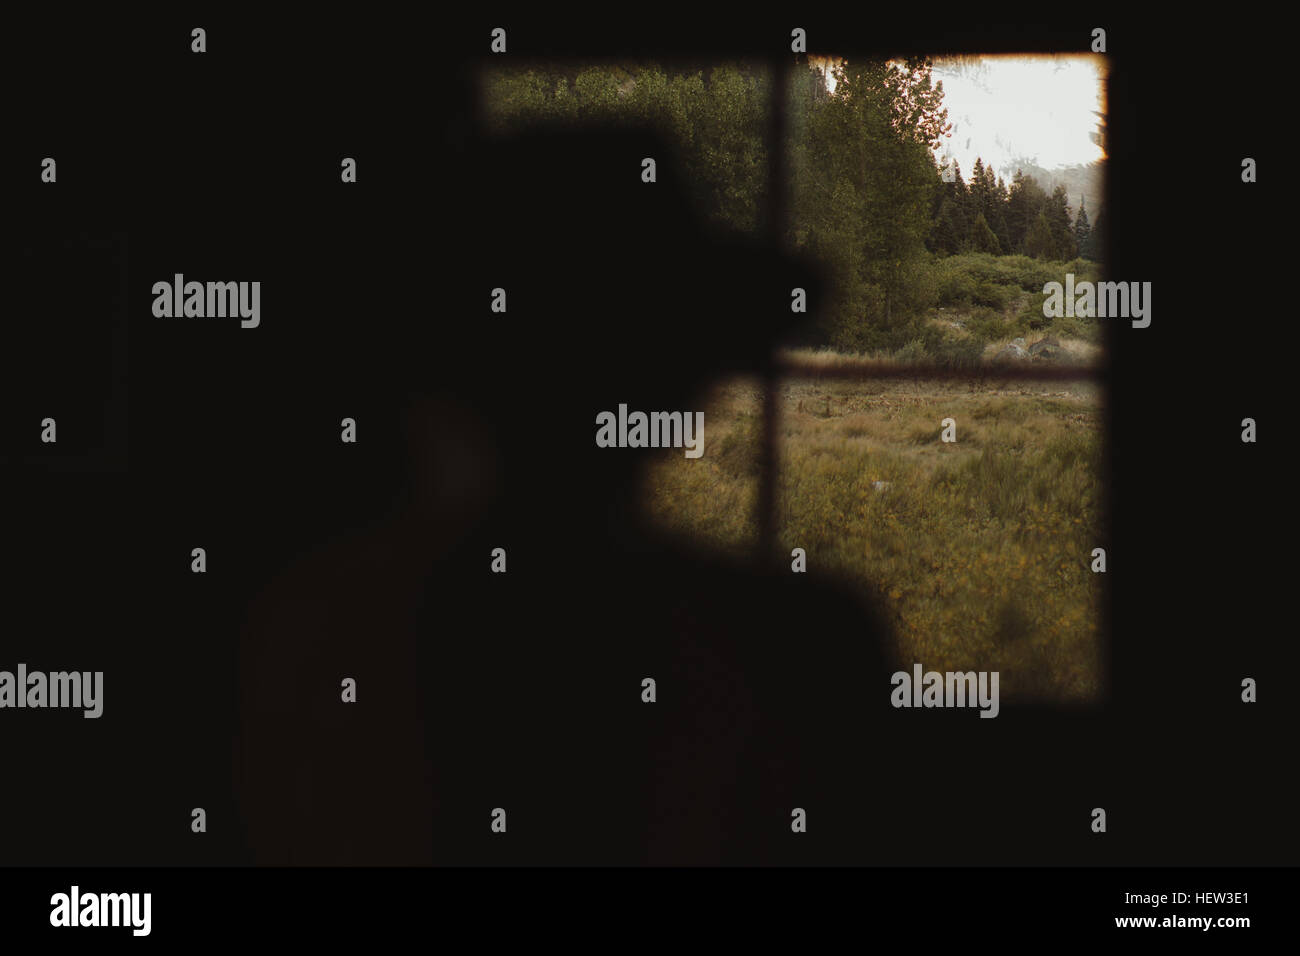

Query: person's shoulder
<box><xmin>621</xmin><ymin>546</ymin><xmax>897</xmax><ymax>691</ymax></box>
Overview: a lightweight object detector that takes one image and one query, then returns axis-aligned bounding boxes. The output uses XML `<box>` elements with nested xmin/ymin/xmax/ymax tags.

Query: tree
<box><xmin>1088</xmin><ymin>207</ymin><xmax>1105</xmax><ymax>261</ymax></box>
<box><xmin>989</xmin><ymin>175</ymin><xmax>1011</xmax><ymax>253</ymax></box>
<box><xmin>1045</xmin><ymin>184</ymin><xmax>1078</xmax><ymax>260</ymax></box>
<box><xmin>482</xmin><ymin>62</ymin><xmax>771</xmax><ymax>235</ymax></box>
<box><xmin>1025</xmin><ymin>210</ymin><xmax>1055</xmax><ymax>259</ymax></box>
<box><xmin>790</xmin><ymin>57</ymin><xmax>950</xmax><ymax>350</ymax></box>
<box><xmin>487</xmin><ymin>56</ymin><xmax>958</xmax><ymax>351</ymax></box>
<box><xmin>1005</xmin><ymin>170</ymin><xmax>1047</xmax><ymax>255</ymax></box>
<box><xmin>931</xmin><ymin>197</ymin><xmax>967</xmax><ymax>255</ymax></box>
<box><xmin>969</xmin><ymin>158</ymin><xmax>993</xmax><ymax>220</ymax></box>
<box><xmin>946</xmin><ymin>158</ymin><xmax>971</xmax><ymax>240</ymax></box>
<box><xmin>1073</xmin><ymin>200</ymin><xmax>1093</xmax><ymax>260</ymax></box>
<box><xmin>962</xmin><ymin>158</ymin><xmax>1009</xmax><ymax>254</ymax></box>
<box><xmin>969</xmin><ymin>213</ymin><xmax>1001</xmax><ymax>254</ymax></box>
<box><xmin>929</xmin><ymin>157</ymin><xmax>969</xmax><ymax>255</ymax></box>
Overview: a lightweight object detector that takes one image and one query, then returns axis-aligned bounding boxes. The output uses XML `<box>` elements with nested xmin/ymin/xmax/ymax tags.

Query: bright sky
<box><xmin>815</xmin><ymin>54</ymin><xmax>1106</xmax><ymax>177</ymax></box>
<box><xmin>932</xmin><ymin>55</ymin><xmax>1106</xmax><ymax>177</ymax></box>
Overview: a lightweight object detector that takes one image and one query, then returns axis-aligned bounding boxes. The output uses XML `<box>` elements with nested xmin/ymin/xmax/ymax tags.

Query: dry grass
<box><xmin>978</xmin><ymin>335</ymin><xmax>1103</xmax><ymax>364</ymax></box>
<box><xmin>641</xmin><ymin>373</ymin><xmax>1104</xmax><ymax>702</ymax></box>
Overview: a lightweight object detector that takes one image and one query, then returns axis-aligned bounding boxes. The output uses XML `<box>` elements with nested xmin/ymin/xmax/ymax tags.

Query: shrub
<box><xmin>936</xmin><ymin>267</ymin><xmax>978</xmax><ymax>307</ymax></box>
<box><xmin>894</xmin><ymin>338</ymin><xmax>928</xmax><ymax>363</ymax></box>
<box><xmin>964</xmin><ymin>306</ymin><xmax>1008</xmax><ymax>342</ymax></box>
<box><xmin>971</xmin><ymin>279</ymin><xmax>1012</xmax><ymax>310</ymax></box>
<box><xmin>929</xmin><ymin>337</ymin><xmax>984</xmax><ymax>368</ymax></box>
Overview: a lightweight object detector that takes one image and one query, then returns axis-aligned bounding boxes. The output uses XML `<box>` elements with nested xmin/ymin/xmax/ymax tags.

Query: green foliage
<box><xmin>1025</xmin><ymin>211</ymin><xmax>1055</xmax><ymax>260</ymax></box>
<box><xmin>482</xmin><ymin>59</ymin><xmax>1104</xmax><ymax>355</ymax></box>
<box><xmin>935</xmin><ymin>261</ymin><xmax>978</xmax><ymax>306</ymax></box>
<box><xmin>930</xmin><ymin>337</ymin><xmax>985</xmax><ymax>367</ymax></box>
<box><xmin>483</xmin><ymin>61</ymin><xmax>768</xmax><ymax>235</ymax></box>
<box><xmin>1063</xmin><ymin>257</ymin><xmax>1101</xmax><ymax>283</ymax></box>
<box><xmin>1089</xmin><ymin>208</ymin><xmax>1106</xmax><ymax>261</ymax></box>
<box><xmin>999</xmin><ymin>255</ymin><xmax>1064</xmax><ymax>292</ymax></box>
<box><xmin>935</xmin><ymin>254</ymin><xmax>1053</xmax><ymax>307</ymax></box>
<box><xmin>1073</xmin><ymin>201</ymin><xmax>1092</xmax><ymax>260</ymax></box>
<box><xmin>1012</xmin><ymin>260</ymin><xmax>1103</xmax><ymax>340</ymax></box>
<box><xmin>951</xmin><ymin>166</ymin><xmax>1098</xmax><ymax>262</ymax></box>
<box><xmin>1017</xmin><ymin>294</ymin><xmax>1050</xmax><ymax>331</ymax></box>
<box><xmin>963</xmin><ymin>305</ymin><xmax>1010</xmax><ymax>340</ymax></box>
<box><xmin>970</xmin><ymin>279</ymin><xmax>1011</xmax><ymax>309</ymax></box>
<box><xmin>969</xmin><ymin>212</ymin><xmax>1001</xmax><ymax>255</ymax></box>
<box><xmin>1004</xmin><ymin>170</ymin><xmax>1047</xmax><ymax>254</ymax></box>
<box><xmin>894</xmin><ymin>338</ymin><xmax>928</xmax><ymax>363</ymax></box>
<box><xmin>789</xmin><ymin>57</ymin><xmax>949</xmax><ymax>352</ymax></box>
<box><xmin>1044</xmin><ymin>184</ymin><xmax>1078</xmax><ymax>260</ymax></box>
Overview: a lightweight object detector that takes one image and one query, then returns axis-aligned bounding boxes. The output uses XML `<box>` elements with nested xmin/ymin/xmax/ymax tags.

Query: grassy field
<box><xmin>640</xmin><ymin>373</ymin><xmax>1104</xmax><ymax>702</ymax></box>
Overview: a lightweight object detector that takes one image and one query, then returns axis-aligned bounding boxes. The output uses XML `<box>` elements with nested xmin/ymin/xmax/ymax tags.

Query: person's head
<box><xmin>398</xmin><ymin>126</ymin><xmax>818</xmax><ymax>536</ymax></box>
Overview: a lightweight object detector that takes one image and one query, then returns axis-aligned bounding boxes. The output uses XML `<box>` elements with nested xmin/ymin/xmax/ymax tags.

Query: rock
<box><xmin>871</xmin><ymin>480</ymin><xmax>891</xmax><ymax>493</ymax></box>
<box><xmin>1029</xmin><ymin>335</ymin><xmax>1061</xmax><ymax>358</ymax></box>
<box><xmin>994</xmin><ymin>343</ymin><xmax>1027</xmax><ymax>362</ymax></box>
<box><xmin>1011</xmin><ymin>337</ymin><xmax>1026</xmax><ymax>349</ymax></box>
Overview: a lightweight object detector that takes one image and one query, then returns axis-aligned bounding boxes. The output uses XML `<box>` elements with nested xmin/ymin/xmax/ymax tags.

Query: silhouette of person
<box><xmin>237</xmin><ymin>125</ymin><xmax>898</xmax><ymax>865</ymax></box>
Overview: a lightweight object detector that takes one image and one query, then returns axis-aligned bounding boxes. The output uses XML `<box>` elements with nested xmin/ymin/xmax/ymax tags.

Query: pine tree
<box><xmin>1088</xmin><ymin>207</ymin><xmax>1105</xmax><ymax>261</ymax></box>
<box><xmin>988</xmin><ymin>173</ymin><xmax>1011</xmax><ymax>255</ymax></box>
<box><xmin>949</xmin><ymin>159</ymin><xmax>971</xmax><ymax>244</ymax></box>
<box><xmin>981</xmin><ymin>163</ymin><xmax>999</xmax><ymax>214</ymax></box>
<box><xmin>970</xmin><ymin>157</ymin><xmax>993</xmax><ymax>223</ymax></box>
<box><xmin>1045</xmin><ymin>183</ymin><xmax>1077</xmax><ymax>260</ymax></box>
<box><xmin>929</xmin><ymin>156</ymin><xmax>971</xmax><ymax>255</ymax></box>
<box><xmin>788</xmin><ymin>57</ymin><xmax>949</xmax><ymax>349</ymax></box>
<box><xmin>970</xmin><ymin>212</ymin><xmax>1001</xmax><ymax>254</ymax></box>
<box><xmin>1073</xmin><ymin>199</ymin><xmax>1093</xmax><ymax>261</ymax></box>
<box><xmin>1005</xmin><ymin>170</ymin><xmax>1047</xmax><ymax>255</ymax></box>
<box><xmin>929</xmin><ymin>198</ymin><xmax>963</xmax><ymax>255</ymax></box>
<box><xmin>1025</xmin><ymin>210</ymin><xmax>1055</xmax><ymax>259</ymax></box>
